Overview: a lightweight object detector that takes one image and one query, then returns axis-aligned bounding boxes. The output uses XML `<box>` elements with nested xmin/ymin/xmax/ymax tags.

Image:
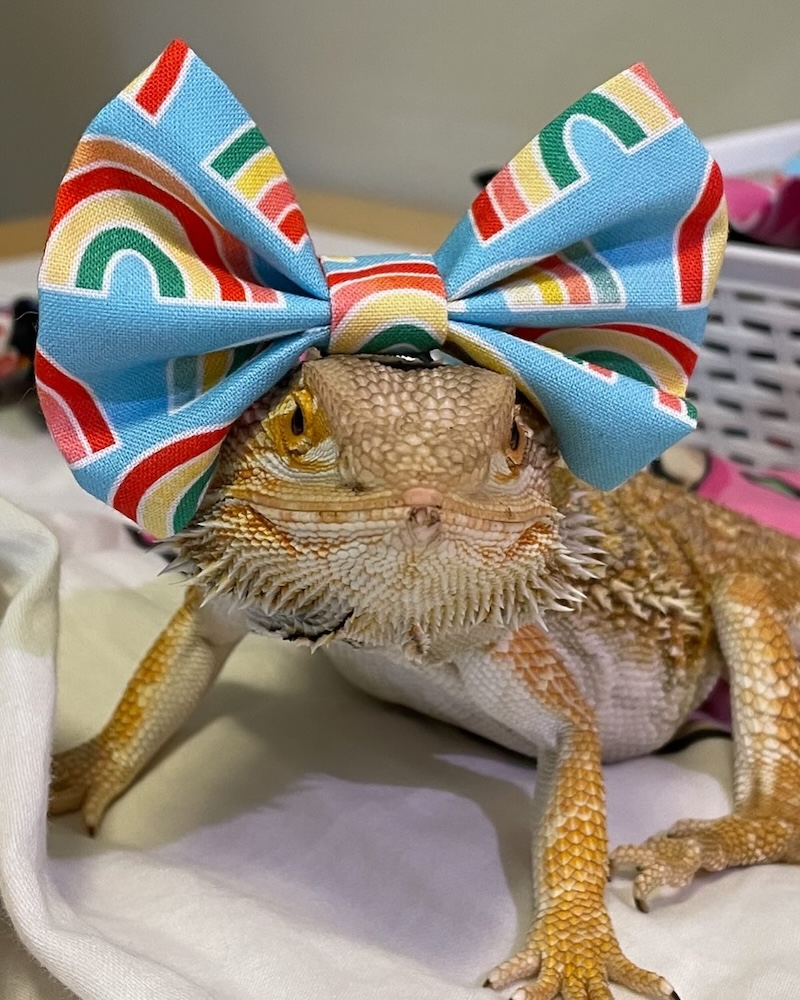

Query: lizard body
<box><xmin>50</xmin><ymin>354</ymin><xmax>800</xmax><ymax>1000</ymax></box>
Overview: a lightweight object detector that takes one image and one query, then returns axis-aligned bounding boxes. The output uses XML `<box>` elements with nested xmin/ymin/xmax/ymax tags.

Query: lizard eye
<box><xmin>291</xmin><ymin>403</ymin><xmax>305</xmax><ymax>436</ymax></box>
<box><xmin>268</xmin><ymin>387</ymin><xmax>326</xmax><ymax>461</ymax></box>
<box><xmin>506</xmin><ymin>417</ymin><xmax>526</xmax><ymax>465</ymax></box>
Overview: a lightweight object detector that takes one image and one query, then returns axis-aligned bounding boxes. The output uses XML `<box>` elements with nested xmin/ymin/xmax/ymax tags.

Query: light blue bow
<box><xmin>36</xmin><ymin>40</ymin><xmax>727</xmax><ymax>537</ymax></box>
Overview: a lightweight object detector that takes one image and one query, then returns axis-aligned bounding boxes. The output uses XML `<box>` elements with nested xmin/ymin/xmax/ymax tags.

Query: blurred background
<box><xmin>3</xmin><ymin>0</ymin><xmax>800</xmax><ymax>221</ymax></box>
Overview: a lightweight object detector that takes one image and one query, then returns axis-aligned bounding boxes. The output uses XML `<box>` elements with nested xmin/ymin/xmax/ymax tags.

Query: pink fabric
<box><xmin>725</xmin><ymin>174</ymin><xmax>800</xmax><ymax>248</ymax></box>
<box><xmin>695</xmin><ymin>453</ymin><xmax>800</xmax><ymax>538</ymax></box>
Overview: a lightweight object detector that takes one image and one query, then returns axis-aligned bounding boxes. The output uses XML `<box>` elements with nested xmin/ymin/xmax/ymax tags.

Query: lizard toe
<box><xmin>485</xmin><ymin>946</ymin><xmax>541</xmax><ymax>990</ymax></box>
<box><xmin>666</xmin><ymin>817</ymin><xmax>717</xmax><ymax>838</ymax></box>
<box><xmin>49</xmin><ymin>735</ymin><xmax>132</xmax><ymax>833</ymax></box>
<box><xmin>606</xmin><ymin>948</ymin><xmax>677</xmax><ymax>997</ymax></box>
<box><xmin>611</xmin><ymin>836</ymin><xmax>704</xmax><ymax>910</ymax></box>
<box><xmin>485</xmin><ymin>905</ymin><xmax>675</xmax><ymax>1000</ymax></box>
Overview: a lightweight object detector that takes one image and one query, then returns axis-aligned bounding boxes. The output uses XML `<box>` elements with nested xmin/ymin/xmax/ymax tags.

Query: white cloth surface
<box><xmin>1</xmin><ymin>246</ymin><xmax>800</xmax><ymax>1000</ymax></box>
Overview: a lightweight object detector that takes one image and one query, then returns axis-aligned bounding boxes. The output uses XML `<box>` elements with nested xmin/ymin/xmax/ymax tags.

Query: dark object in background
<box><xmin>11</xmin><ymin>298</ymin><xmax>38</xmax><ymax>360</ymax></box>
<box><xmin>726</xmin><ymin>228</ymin><xmax>770</xmax><ymax>246</ymax></box>
<box><xmin>126</xmin><ymin>525</ymin><xmax>176</xmax><ymax>562</ymax></box>
<box><xmin>0</xmin><ymin>298</ymin><xmax>38</xmax><ymax>404</ymax></box>
<box><xmin>472</xmin><ymin>169</ymin><xmax>500</xmax><ymax>190</ymax></box>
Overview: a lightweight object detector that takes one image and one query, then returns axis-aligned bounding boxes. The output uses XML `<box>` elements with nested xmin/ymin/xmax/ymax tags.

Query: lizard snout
<box><xmin>402</xmin><ymin>487</ymin><xmax>445</xmax><ymax>509</ymax></box>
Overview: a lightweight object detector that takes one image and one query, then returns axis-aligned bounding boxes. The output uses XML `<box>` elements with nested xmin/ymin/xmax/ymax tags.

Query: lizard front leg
<box><xmin>611</xmin><ymin>572</ymin><xmax>800</xmax><ymax>908</ymax></box>
<box><xmin>462</xmin><ymin>626</ymin><xmax>677</xmax><ymax>1000</ymax></box>
<box><xmin>50</xmin><ymin>586</ymin><xmax>247</xmax><ymax>833</ymax></box>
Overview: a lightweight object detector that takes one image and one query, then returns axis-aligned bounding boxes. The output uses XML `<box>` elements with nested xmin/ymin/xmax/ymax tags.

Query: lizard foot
<box><xmin>610</xmin><ymin>811</ymin><xmax>798</xmax><ymax>913</ymax></box>
<box><xmin>49</xmin><ymin>735</ymin><xmax>133</xmax><ymax>834</ymax></box>
<box><xmin>484</xmin><ymin>903</ymin><xmax>676</xmax><ymax>999</ymax></box>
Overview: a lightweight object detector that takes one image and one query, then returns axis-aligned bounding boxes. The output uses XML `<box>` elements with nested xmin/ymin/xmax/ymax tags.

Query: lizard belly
<box><xmin>325</xmin><ymin>609</ymin><xmax>718</xmax><ymax>763</ymax></box>
<box><xmin>543</xmin><ymin>614</ymin><xmax>718</xmax><ymax>762</ymax></box>
<box><xmin>325</xmin><ymin>641</ymin><xmax>543</xmax><ymax>756</ymax></box>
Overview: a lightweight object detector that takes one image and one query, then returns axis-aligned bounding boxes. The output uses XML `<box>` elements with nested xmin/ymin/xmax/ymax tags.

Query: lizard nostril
<box><xmin>402</xmin><ymin>487</ymin><xmax>445</xmax><ymax>508</ymax></box>
<box><xmin>408</xmin><ymin>506</ymin><xmax>441</xmax><ymax>529</ymax></box>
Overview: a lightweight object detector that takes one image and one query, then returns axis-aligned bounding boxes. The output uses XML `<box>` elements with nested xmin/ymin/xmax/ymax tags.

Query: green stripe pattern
<box><xmin>209</xmin><ymin>126</ymin><xmax>268</xmax><ymax>179</ymax></box>
<box><xmin>540</xmin><ymin>94</ymin><xmax>647</xmax><ymax>189</ymax></box>
<box><xmin>77</xmin><ymin>228</ymin><xmax>185</xmax><ymax>298</ymax></box>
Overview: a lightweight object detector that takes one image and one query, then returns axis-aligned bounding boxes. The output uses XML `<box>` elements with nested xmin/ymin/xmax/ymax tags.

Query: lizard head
<box><xmin>174</xmin><ymin>355</ymin><xmax>600</xmax><ymax>655</ymax></box>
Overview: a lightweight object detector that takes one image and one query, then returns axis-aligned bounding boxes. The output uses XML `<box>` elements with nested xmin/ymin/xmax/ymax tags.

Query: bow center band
<box><xmin>320</xmin><ymin>254</ymin><xmax>449</xmax><ymax>355</ymax></box>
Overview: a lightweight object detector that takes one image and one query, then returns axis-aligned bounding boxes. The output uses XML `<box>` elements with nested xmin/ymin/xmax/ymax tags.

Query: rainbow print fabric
<box><xmin>320</xmin><ymin>255</ymin><xmax>450</xmax><ymax>354</ymax></box>
<box><xmin>36</xmin><ymin>39</ymin><xmax>726</xmax><ymax>537</ymax></box>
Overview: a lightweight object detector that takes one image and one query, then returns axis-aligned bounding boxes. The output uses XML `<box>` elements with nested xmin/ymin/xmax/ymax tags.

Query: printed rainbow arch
<box><xmin>202</xmin><ymin>123</ymin><xmax>309</xmax><ymax>248</ymax></box>
<box><xmin>322</xmin><ymin>256</ymin><xmax>450</xmax><ymax>354</ymax></box>
<box><xmin>499</xmin><ymin>242</ymin><xmax>625</xmax><ymax>309</ymax></box>
<box><xmin>167</xmin><ymin>344</ymin><xmax>259</xmax><ymax>413</ymax></box>
<box><xmin>109</xmin><ymin>426</ymin><xmax>230</xmax><ymax>539</ymax></box>
<box><xmin>514</xmin><ymin>323</ymin><xmax>697</xmax><ymax>396</ymax></box>
<box><xmin>39</xmin><ymin>138</ymin><xmax>283</xmax><ymax>307</ymax></box>
<box><xmin>471</xmin><ymin>64</ymin><xmax>681</xmax><ymax>243</ymax></box>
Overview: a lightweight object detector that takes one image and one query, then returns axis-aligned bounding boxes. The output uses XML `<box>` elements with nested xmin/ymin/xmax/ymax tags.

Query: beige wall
<box><xmin>3</xmin><ymin>0</ymin><xmax>800</xmax><ymax>220</ymax></box>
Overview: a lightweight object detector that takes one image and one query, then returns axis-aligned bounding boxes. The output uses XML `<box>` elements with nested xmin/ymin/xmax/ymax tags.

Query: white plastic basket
<box><xmin>688</xmin><ymin>121</ymin><xmax>800</xmax><ymax>469</ymax></box>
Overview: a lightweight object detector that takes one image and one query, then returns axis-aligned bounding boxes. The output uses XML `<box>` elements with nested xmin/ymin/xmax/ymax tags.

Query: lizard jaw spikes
<box><xmin>169</xmin><ymin>500</ymin><xmax>599</xmax><ymax>653</ymax></box>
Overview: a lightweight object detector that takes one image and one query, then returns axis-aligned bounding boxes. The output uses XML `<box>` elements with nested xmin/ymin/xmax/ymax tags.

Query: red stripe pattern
<box><xmin>131</xmin><ymin>39</ymin><xmax>191</xmax><ymax>120</ymax></box>
<box><xmin>630</xmin><ymin>63</ymin><xmax>681</xmax><ymax>119</ymax></box>
<box><xmin>256</xmin><ymin>180</ymin><xmax>307</xmax><ymax>246</ymax></box>
<box><xmin>111</xmin><ymin>426</ymin><xmax>229</xmax><ymax>523</ymax></box>
<box><xmin>676</xmin><ymin>161</ymin><xmax>725</xmax><ymax>305</ymax></box>
<box><xmin>471</xmin><ymin>190</ymin><xmax>504</xmax><ymax>242</ymax></box>
<box><xmin>35</xmin><ymin>351</ymin><xmax>117</xmax><ymax>462</ymax></box>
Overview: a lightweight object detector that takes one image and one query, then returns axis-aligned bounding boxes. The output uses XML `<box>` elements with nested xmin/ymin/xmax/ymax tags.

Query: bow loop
<box><xmin>107</xmin><ymin>39</ymin><xmax>328</xmax><ymax>298</ymax></box>
<box><xmin>36</xmin><ymin>40</ymin><xmax>727</xmax><ymax>536</ymax></box>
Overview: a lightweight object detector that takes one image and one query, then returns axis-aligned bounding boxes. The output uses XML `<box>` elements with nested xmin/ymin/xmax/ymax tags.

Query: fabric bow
<box><xmin>36</xmin><ymin>39</ymin><xmax>727</xmax><ymax>538</ymax></box>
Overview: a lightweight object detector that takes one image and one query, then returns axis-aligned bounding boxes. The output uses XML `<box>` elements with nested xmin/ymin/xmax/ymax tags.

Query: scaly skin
<box><xmin>50</xmin><ymin>354</ymin><xmax>800</xmax><ymax>1000</ymax></box>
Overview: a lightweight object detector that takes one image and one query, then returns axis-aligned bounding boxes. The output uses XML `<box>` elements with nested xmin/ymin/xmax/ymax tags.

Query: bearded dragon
<box><xmin>49</xmin><ymin>354</ymin><xmax>800</xmax><ymax>1000</ymax></box>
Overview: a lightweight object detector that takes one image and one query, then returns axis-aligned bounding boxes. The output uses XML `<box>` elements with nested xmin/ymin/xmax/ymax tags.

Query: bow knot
<box><xmin>36</xmin><ymin>39</ymin><xmax>727</xmax><ymax>537</ymax></box>
<box><xmin>320</xmin><ymin>254</ymin><xmax>449</xmax><ymax>354</ymax></box>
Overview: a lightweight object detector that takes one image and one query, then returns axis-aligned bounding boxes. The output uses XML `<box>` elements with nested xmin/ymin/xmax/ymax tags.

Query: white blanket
<box><xmin>1</xmin><ymin>244</ymin><xmax>799</xmax><ymax>1000</ymax></box>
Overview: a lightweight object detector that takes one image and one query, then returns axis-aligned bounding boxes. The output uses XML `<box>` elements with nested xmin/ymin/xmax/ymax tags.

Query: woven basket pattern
<box><xmin>690</xmin><ymin>271</ymin><xmax>800</xmax><ymax>467</ymax></box>
<box><xmin>688</xmin><ymin>121</ymin><xmax>800</xmax><ymax>470</ymax></box>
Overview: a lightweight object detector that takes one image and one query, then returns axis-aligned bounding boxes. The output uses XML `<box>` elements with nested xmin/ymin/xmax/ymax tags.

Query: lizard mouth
<box><xmin>233</xmin><ymin>490</ymin><xmax>554</xmax><ymax>528</ymax></box>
